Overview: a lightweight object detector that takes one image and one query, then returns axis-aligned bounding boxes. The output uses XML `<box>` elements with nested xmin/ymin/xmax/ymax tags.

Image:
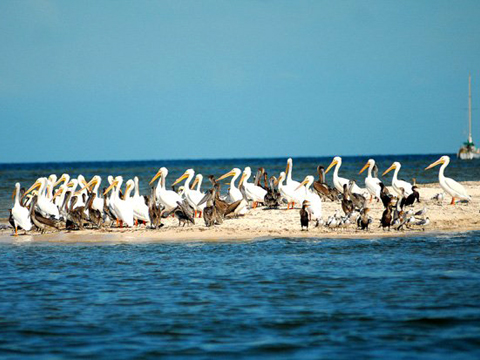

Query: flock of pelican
<box><xmin>9</xmin><ymin>155</ymin><xmax>471</xmax><ymax>235</ymax></box>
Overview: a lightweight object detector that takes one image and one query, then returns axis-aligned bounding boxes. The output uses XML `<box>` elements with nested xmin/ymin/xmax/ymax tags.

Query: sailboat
<box><xmin>458</xmin><ymin>74</ymin><xmax>480</xmax><ymax>160</ymax></box>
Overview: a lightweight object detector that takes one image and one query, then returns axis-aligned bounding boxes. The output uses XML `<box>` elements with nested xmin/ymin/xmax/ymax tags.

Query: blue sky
<box><xmin>1</xmin><ymin>0</ymin><xmax>480</xmax><ymax>163</ymax></box>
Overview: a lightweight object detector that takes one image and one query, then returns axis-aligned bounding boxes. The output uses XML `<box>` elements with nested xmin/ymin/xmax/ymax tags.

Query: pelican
<box><xmin>325</xmin><ymin>156</ymin><xmax>363</xmax><ymax>195</ymax></box>
<box><xmin>131</xmin><ymin>176</ymin><xmax>150</xmax><ymax>224</ymax></box>
<box><xmin>11</xmin><ymin>183</ymin><xmax>32</xmax><ymax>235</ymax></box>
<box><xmin>425</xmin><ymin>155</ymin><xmax>471</xmax><ymax>204</ymax></box>
<box><xmin>104</xmin><ymin>176</ymin><xmax>134</xmax><ymax>227</ymax></box>
<box><xmin>24</xmin><ymin>178</ymin><xmax>60</xmax><ymax>219</ymax></box>
<box><xmin>382</xmin><ymin>162</ymin><xmax>413</xmax><ymax>196</ymax></box>
<box><xmin>359</xmin><ymin>159</ymin><xmax>382</xmax><ymax>200</ymax></box>
<box><xmin>285</xmin><ymin>158</ymin><xmax>301</xmax><ymax>188</ymax></box>
<box><xmin>85</xmin><ymin>175</ymin><xmax>104</xmax><ymax>214</ymax></box>
<box><xmin>296</xmin><ymin>175</ymin><xmax>322</xmax><ymax>224</ymax></box>
<box><xmin>238</xmin><ymin>167</ymin><xmax>267</xmax><ymax>208</ymax></box>
<box><xmin>191</xmin><ymin>174</ymin><xmax>203</xmax><ymax>193</ymax></box>
<box><xmin>53</xmin><ymin>174</ymin><xmax>70</xmax><ymax>207</ymax></box>
<box><xmin>216</xmin><ymin>168</ymin><xmax>248</xmax><ymax>215</ymax></box>
<box><xmin>46</xmin><ymin>174</ymin><xmax>57</xmax><ymax>200</ymax></box>
<box><xmin>150</xmin><ymin>167</ymin><xmax>183</xmax><ymax>212</ymax></box>
<box><xmin>172</xmin><ymin>169</ymin><xmax>206</xmax><ymax>217</ymax></box>
<box><xmin>277</xmin><ymin>171</ymin><xmax>306</xmax><ymax>209</ymax></box>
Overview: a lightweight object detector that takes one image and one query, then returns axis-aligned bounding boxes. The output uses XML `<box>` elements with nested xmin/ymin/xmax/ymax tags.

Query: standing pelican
<box><xmin>325</xmin><ymin>157</ymin><xmax>363</xmax><ymax>195</ymax></box>
<box><xmin>277</xmin><ymin>171</ymin><xmax>306</xmax><ymax>209</ymax></box>
<box><xmin>425</xmin><ymin>156</ymin><xmax>471</xmax><ymax>204</ymax></box>
<box><xmin>11</xmin><ymin>183</ymin><xmax>32</xmax><ymax>235</ymax></box>
<box><xmin>216</xmin><ymin>168</ymin><xmax>248</xmax><ymax>215</ymax></box>
<box><xmin>131</xmin><ymin>176</ymin><xmax>150</xmax><ymax>225</ymax></box>
<box><xmin>150</xmin><ymin>167</ymin><xmax>183</xmax><ymax>212</ymax></box>
<box><xmin>285</xmin><ymin>158</ymin><xmax>301</xmax><ymax>189</ymax></box>
<box><xmin>238</xmin><ymin>167</ymin><xmax>267</xmax><ymax>208</ymax></box>
<box><xmin>104</xmin><ymin>176</ymin><xmax>134</xmax><ymax>227</ymax></box>
<box><xmin>172</xmin><ymin>169</ymin><xmax>206</xmax><ymax>217</ymax></box>
<box><xmin>359</xmin><ymin>159</ymin><xmax>382</xmax><ymax>200</ymax></box>
<box><xmin>382</xmin><ymin>162</ymin><xmax>413</xmax><ymax>196</ymax></box>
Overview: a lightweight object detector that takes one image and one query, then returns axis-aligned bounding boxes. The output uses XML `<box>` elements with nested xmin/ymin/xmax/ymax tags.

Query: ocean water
<box><xmin>1</xmin><ymin>153</ymin><xmax>479</xmax><ymax>219</ymax></box>
<box><xmin>1</xmin><ymin>233</ymin><xmax>480</xmax><ymax>359</ymax></box>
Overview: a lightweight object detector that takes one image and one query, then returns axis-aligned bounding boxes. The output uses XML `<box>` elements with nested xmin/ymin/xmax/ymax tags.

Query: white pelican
<box><xmin>277</xmin><ymin>171</ymin><xmax>306</xmax><ymax>209</ymax></box>
<box><xmin>382</xmin><ymin>162</ymin><xmax>413</xmax><ymax>196</ymax></box>
<box><xmin>325</xmin><ymin>156</ymin><xmax>363</xmax><ymax>195</ymax></box>
<box><xmin>191</xmin><ymin>174</ymin><xmax>203</xmax><ymax>193</ymax></box>
<box><xmin>53</xmin><ymin>174</ymin><xmax>70</xmax><ymax>207</ymax></box>
<box><xmin>131</xmin><ymin>176</ymin><xmax>150</xmax><ymax>225</ymax></box>
<box><xmin>359</xmin><ymin>159</ymin><xmax>382</xmax><ymax>200</ymax></box>
<box><xmin>46</xmin><ymin>174</ymin><xmax>57</xmax><ymax>200</ymax></box>
<box><xmin>425</xmin><ymin>155</ymin><xmax>471</xmax><ymax>204</ymax></box>
<box><xmin>104</xmin><ymin>176</ymin><xmax>134</xmax><ymax>227</ymax></box>
<box><xmin>217</xmin><ymin>168</ymin><xmax>248</xmax><ymax>215</ymax></box>
<box><xmin>150</xmin><ymin>167</ymin><xmax>183</xmax><ymax>212</ymax></box>
<box><xmin>24</xmin><ymin>178</ymin><xmax>60</xmax><ymax>219</ymax></box>
<box><xmin>285</xmin><ymin>158</ymin><xmax>301</xmax><ymax>188</ymax></box>
<box><xmin>11</xmin><ymin>182</ymin><xmax>32</xmax><ymax>235</ymax></box>
<box><xmin>296</xmin><ymin>175</ymin><xmax>322</xmax><ymax>223</ymax></box>
<box><xmin>238</xmin><ymin>167</ymin><xmax>267</xmax><ymax>208</ymax></box>
<box><xmin>172</xmin><ymin>169</ymin><xmax>206</xmax><ymax>217</ymax></box>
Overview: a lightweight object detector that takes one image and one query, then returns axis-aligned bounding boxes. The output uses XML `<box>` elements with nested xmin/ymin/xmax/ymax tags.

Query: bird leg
<box><xmin>450</xmin><ymin>197</ymin><xmax>456</xmax><ymax>205</ymax></box>
<box><xmin>14</xmin><ymin>225</ymin><xmax>18</xmax><ymax>236</ymax></box>
<box><xmin>199</xmin><ymin>211</ymin><xmax>202</xmax><ymax>218</ymax></box>
<box><xmin>120</xmin><ymin>220</ymin><xmax>123</xmax><ymax>228</ymax></box>
<box><xmin>135</xmin><ymin>219</ymin><xmax>138</xmax><ymax>226</ymax></box>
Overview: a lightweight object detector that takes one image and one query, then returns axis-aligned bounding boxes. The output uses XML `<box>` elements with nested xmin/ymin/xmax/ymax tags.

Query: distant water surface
<box><xmin>0</xmin><ymin>233</ymin><xmax>479</xmax><ymax>359</ymax></box>
<box><xmin>1</xmin><ymin>153</ymin><xmax>478</xmax><ymax>218</ymax></box>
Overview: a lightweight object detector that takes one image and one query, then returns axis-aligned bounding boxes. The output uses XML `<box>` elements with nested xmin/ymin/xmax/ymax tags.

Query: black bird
<box><xmin>401</xmin><ymin>186</ymin><xmax>420</xmax><ymax>208</ymax></box>
<box><xmin>357</xmin><ymin>208</ymin><xmax>371</xmax><ymax>231</ymax></box>
<box><xmin>379</xmin><ymin>183</ymin><xmax>393</xmax><ymax>209</ymax></box>
<box><xmin>300</xmin><ymin>200</ymin><xmax>311</xmax><ymax>231</ymax></box>
<box><xmin>380</xmin><ymin>201</ymin><xmax>393</xmax><ymax>230</ymax></box>
<box><xmin>148</xmin><ymin>186</ymin><xmax>163</xmax><ymax>229</ymax></box>
<box><xmin>264</xmin><ymin>175</ymin><xmax>281</xmax><ymax>209</ymax></box>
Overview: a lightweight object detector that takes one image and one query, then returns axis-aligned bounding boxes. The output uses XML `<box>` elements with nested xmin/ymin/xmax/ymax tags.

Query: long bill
<box><xmin>238</xmin><ymin>173</ymin><xmax>247</xmax><ymax>187</ymax></box>
<box><xmin>325</xmin><ymin>159</ymin><xmax>337</xmax><ymax>174</ymax></box>
<box><xmin>104</xmin><ymin>180</ymin><xmax>118</xmax><ymax>195</ymax></box>
<box><xmin>295</xmin><ymin>177</ymin><xmax>309</xmax><ymax>191</ymax></box>
<box><xmin>149</xmin><ymin>169</ymin><xmax>162</xmax><ymax>185</ymax></box>
<box><xmin>22</xmin><ymin>181</ymin><xmax>41</xmax><ymax>199</ymax></box>
<box><xmin>382</xmin><ymin>164</ymin><xmax>396</xmax><ymax>176</ymax></box>
<box><xmin>359</xmin><ymin>162</ymin><xmax>370</xmax><ymax>175</ymax></box>
<box><xmin>172</xmin><ymin>172</ymin><xmax>189</xmax><ymax>187</ymax></box>
<box><xmin>216</xmin><ymin>170</ymin><xmax>236</xmax><ymax>182</ymax></box>
<box><xmin>425</xmin><ymin>158</ymin><xmax>444</xmax><ymax>171</ymax></box>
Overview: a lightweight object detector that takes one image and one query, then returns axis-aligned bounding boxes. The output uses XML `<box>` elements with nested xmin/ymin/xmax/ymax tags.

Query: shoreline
<box><xmin>2</xmin><ymin>181</ymin><xmax>479</xmax><ymax>244</ymax></box>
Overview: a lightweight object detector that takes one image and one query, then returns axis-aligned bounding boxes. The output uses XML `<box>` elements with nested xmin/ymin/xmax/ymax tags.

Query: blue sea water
<box><xmin>1</xmin><ymin>233</ymin><xmax>480</xmax><ymax>359</ymax></box>
<box><xmin>1</xmin><ymin>155</ymin><xmax>480</xmax><ymax>358</ymax></box>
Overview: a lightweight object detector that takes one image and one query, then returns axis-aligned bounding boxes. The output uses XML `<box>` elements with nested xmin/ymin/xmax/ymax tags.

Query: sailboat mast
<box><xmin>469</xmin><ymin>74</ymin><xmax>472</xmax><ymax>144</ymax></box>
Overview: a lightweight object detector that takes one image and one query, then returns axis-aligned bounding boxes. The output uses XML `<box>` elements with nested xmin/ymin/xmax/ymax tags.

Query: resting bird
<box><xmin>300</xmin><ymin>200</ymin><xmax>311</xmax><ymax>231</ymax></box>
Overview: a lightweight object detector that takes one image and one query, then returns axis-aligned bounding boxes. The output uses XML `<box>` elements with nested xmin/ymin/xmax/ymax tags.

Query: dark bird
<box><xmin>341</xmin><ymin>184</ymin><xmax>354</xmax><ymax>216</ymax></box>
<box><xmin>401</xmin><ymin>186</ymin><xmax>420</xmax><ymax>208</ymax></box>
<box><xmin>264</xmin><ymin>175</ymin><xmax>281</xmax><ymax>208</ymax></box>
<box><xmin>300</xmin><ymin>200</ymin><xmax>311</xmax><ymax>231</ymax></box>
<box><xmin>380</xmin><ymin>201</ymin><xmax>393</xmax><ymax>230</ymax></box>
<box><xmin>379</xmin><ymin>182</ymin><xmax>393</xmax><ymax>209</ymax></box>
<box><xmin>357</xmin><ymin>208</ymin><xmax>372</xmax><ymax>231</ymax></box>
<box><xmin>86</xmin><ymin>192</ymin><xmax>102</xmax><ymax>228</ymax></box>
<box><xmin>349</xmin><ymin>180</ymin><xmax>366</xmax><ymax>210</ymax></box>
<box><xmin>29</xmin><ymin>196</ymin><xmax>62</xmax><ymax>234</ymax></box>
<box><xmin>313</xmin><ymin>165</ymin><xmax>336</xmax><ymax>201</ymax></box>
<box><xmin>148</xmin><ymin>186</ymin><xmax>163</xmax><ymax>229</ymax></box>
<box><xmin>172</xmin><ymin>200</ymin><xmax>195</xmax><ymax>227</ymax></box>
